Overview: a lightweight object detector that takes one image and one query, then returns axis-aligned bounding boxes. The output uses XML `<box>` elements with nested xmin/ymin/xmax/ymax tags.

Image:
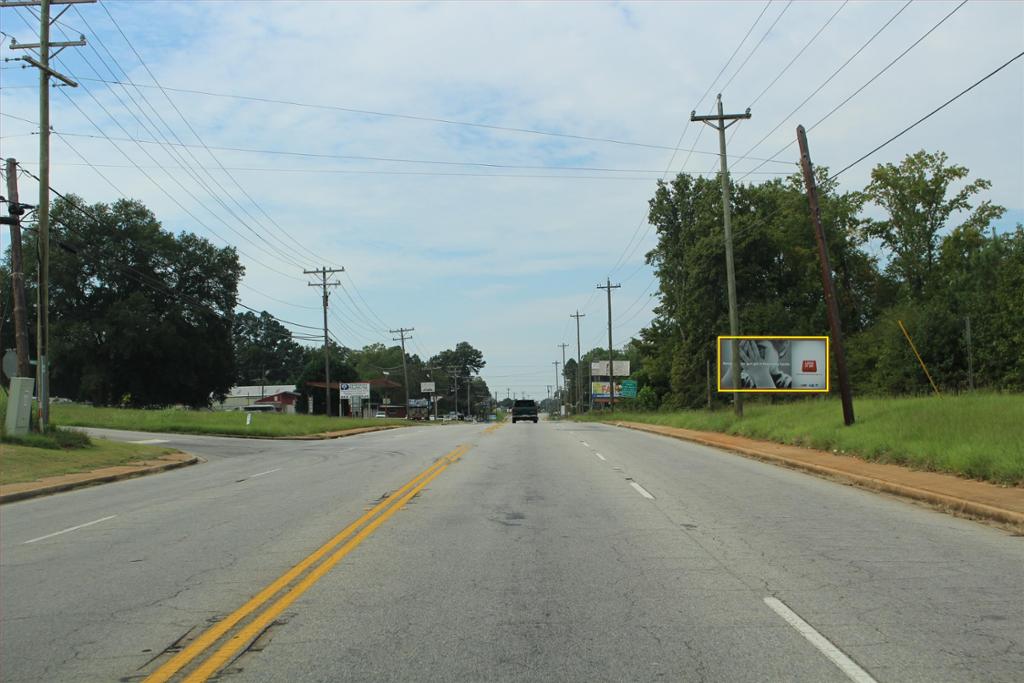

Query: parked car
<box><xmin>374</xmin><ymin>411</ymin><xmax>387</xmax><ymax>418</ymax></box>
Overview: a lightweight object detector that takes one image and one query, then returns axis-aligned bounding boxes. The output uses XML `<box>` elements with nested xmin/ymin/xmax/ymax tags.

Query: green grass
<box><xmin>1</xmin><ymin>438</ymin><xmax>174</xmax><ymax>485</ymax></box>
<box><xmin>50</xmin><ymin>404</ymin><xmax>409</xmax><ymax>438</ymax></box>
<box><xmin>574</xmin><ymin>393</ymin><xmax>1024</xmax><ymax>486</ymax></box>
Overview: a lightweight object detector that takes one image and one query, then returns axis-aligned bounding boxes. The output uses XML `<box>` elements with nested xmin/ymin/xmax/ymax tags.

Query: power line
<box><xmin>606</xmin><ymin>0</ymin><xmax>779</xmax><ymax>279</ymax></box>
<box><xmin>92</xmin><ymin>2</ymin><xmax>337</xmax><ymax>271</ymax></box>
<box><xmin>738</xmin><ymin>0</ymin><xmax>968</xmax><ymax>180</ymax></box>
<box><xmin>833</xmin><ymin>49</ymin><xmax>1024</xmax><ymax>179</ymax></box>
<box><xmin>64</xmin><ymin>74</ymin><xmax>760</xmax><ymax>155</ymax></box>
<box><xmin>732</xmin><ymin>1</ymin><xmax>913</xmax><ymax>170</ymax></box>
<box><xmin>44</xmin><ymin>129</ymin><xmax>795</xmax><ymax>171</ymax></box>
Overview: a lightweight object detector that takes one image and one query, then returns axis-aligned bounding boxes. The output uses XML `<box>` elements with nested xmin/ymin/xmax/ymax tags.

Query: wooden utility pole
<box><xmin>597</xmin><ymin>279</ymin><xmax>620</xmax><ymax>412</ymax></box>
<box><xmin>965</xmin><ymin>316</ymin><xmax>974</xmax><ymax>391</ymax></box>
<box><xmin>570</xmin><ymin>311</ymin><xmax>585</xmax><ymax>413</ymax></box>
<box><xmin>304</xmin><ymin>267</ymin><xmax>343</xmax><ymax>416</ymax></box>
<box><xmin>796</xmin><ymin>125</ymin><xmax>855</xmax><ymax>425</ymax></box>
<box><xmin>557</xmin><ymin>342</ymin><xmax>569</xmax><ymax>414</ymax></box>
<box><xmin>552</xmin><ymin>360</ymin><xmax>560</xmax><ymax>412</ymax></box>
<box><xmin>4</xmin><ymin>159</ymin><xmax>33</xmax><ymax>378</ymax></box>
<box><xmin>692</xmin><ymin>95</ymin><xmax>750</xmax><ymax>417</ymax></box>
<box><xmin>390</xmin><ymin>327</ymin><xmax>414</xmax><ymax>418</ymax></box>
<box><xmin>6</xmin><ymin>0</ymin><xmax>93</xmax><ymax>430</ymax></box>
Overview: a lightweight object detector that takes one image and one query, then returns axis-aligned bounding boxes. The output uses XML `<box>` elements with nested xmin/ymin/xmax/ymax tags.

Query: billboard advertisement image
<box><xmin>717</xmin><ymin>336</ymin><xmax>828</xmax><ymax>392</ymax></box>
<box><xmin>590</xmin><ymin>360</ymin><xmax>631</xmax><ymax>377</ymax></box>
<box><xmin>591</xmin><ymin>381</ymin><xmax>628</xmax><ymax>398</ymax></box>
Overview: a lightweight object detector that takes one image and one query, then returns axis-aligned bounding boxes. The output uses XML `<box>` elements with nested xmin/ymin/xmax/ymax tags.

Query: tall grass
<box><xmin>51</xmin><ymin>405</ymin><xmax>409</xmax><ymax>438</ymax></box>
<box><xmin>575</xmin><ymin>393</ymin><xmax>1024</xmax><ymax>485</ymax></box>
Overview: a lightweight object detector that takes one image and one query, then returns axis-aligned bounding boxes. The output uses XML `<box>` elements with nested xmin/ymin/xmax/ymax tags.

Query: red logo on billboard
<box><xmin>802</xmin><ymin>360</ymin><xmax>817</xmax><ymax>373</ymax></box>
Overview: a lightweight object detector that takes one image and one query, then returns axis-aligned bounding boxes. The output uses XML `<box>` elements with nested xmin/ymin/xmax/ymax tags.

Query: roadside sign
<box><xmin>619</xmin><ymin>380</ymin><xmax>638</xmax><ymax>398</ymax></box>
<box><xmin>421</xmin><ymin>381</ymin><xmax>436</xmax><ymax>393</ymax></box>
<box><xmin>338</xmin><ymin>382</ymin><xmax>371</xmax><ymax>398</ymax></box>
<box><xmin>591</xmin><ymin>360</ymin><xmax>630</xmax><ymax>377</ymax></box>
<box><xmin>717</xmin><ymin>336</ymin><xmax>828</xmax><ymax>392</ymax></box>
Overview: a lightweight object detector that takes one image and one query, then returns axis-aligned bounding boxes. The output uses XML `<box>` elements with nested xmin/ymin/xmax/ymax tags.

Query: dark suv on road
<box><xmin>511</xmin><ymin>399</ymin><xmax>538</xmax><ymax>424</ymax></box>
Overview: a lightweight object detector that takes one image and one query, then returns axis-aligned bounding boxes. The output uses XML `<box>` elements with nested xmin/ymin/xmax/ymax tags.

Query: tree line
<box><xmin>1</xmin><ymin>194</ymin><xmax>491</xmax><ymax>411</ymax></box>
<box><xmin>617</xmin><ymin>150</ymin><xmax>1022</xmax><ymax>410</ymax></box>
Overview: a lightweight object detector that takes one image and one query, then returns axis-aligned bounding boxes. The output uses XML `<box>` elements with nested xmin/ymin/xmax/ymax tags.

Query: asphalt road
<box><xmin>1</xmin><ymin>420</ymin><xmax>1021</xmax><ymax>682</ymax></box>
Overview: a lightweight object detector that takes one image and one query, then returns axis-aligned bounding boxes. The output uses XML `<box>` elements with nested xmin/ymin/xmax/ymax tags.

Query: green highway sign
<box><xmin>620</xmin><ymin>380</ymin><xmax>638</xmax><ymax>398</ymax></box>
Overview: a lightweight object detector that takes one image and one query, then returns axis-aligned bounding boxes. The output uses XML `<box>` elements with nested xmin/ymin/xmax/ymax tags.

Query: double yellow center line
<box><xmin>145</xmin><ymin>443</ymin><xmax>472</xmax><ymax>682</ymax></box>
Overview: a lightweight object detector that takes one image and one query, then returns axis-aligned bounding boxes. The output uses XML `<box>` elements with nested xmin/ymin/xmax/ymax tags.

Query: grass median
<box><xmin>51</xmin><ymin>404</ymin><xmax>410</xmax><ymax>438</ymax></box>
<box><xmin>574</xmin><ymin>393</ymin><xmax>1024</xmax><ymax>486</ymax></box>
<box><xmin>1</xmin><ymin>437</ymin><xmax>175</xmax><ymax>485</ymax></box>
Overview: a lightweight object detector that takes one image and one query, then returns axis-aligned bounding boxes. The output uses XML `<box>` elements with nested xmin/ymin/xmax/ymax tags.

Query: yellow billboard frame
<box><xmin>716</xmin><ymin>335</ymin><xmax>830</xmax><ymax>393</ymax></box>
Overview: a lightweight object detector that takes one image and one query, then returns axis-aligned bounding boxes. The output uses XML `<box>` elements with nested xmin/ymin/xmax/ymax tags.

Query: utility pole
<box><xmin>597</xmin><ymin>279</ymin><xmax>620</xmax><ymax>412</ymax></box>
<box><xmin>7</xmin><ymin>0</ymin><xmax>93</xmax><ymax>430</ymax></box>
<box><xmin>570</xmin><ymin>311</ymin><xmax>585</xmax><ymax>413</ymax></box>
<box><xmin>3</xmin><ymin>159</ymin><xmax>33</xmax><ymax>378</ymax></box>
<box><xmin>692</xmin><ymin>95</ymin><xmax>750</xmax><ymax>418</ymax></box>
<box><xmin>305</xmin><ymin>267</ymin><xmax>343</xmax><ymax>417</ymax></box>
<box><xmin>390</xmin><ymin>327</ymin><xmax>414</xmax><ymax>418</ymax></box>
<box><xmin>966</xmin><ymin>315</ymin><xmax>974</xmax><ymax>389</ymax></box>
<box><xmin>558</xmin><ymin>342</ymin><xmax>569</xmax><ymax>414</ymax></box>
<box><xmin>466</xmin><ymin>375</ymin><xmax>472</xmax><ymax>420</ymax></box>
<box><xmin>796</xmin><ymin>125</ymin><xmax>855</xmax><ymax>425</ymax></box>
<box><xmin>552</xmin><ymin>360</ymin><xmax>560</xmax><ymax>412</ymax></box>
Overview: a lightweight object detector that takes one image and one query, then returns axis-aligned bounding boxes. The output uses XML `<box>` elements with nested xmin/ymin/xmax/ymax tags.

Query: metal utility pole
<box><xmin>305</xmin><ymin>267</ymin><xmax>343</xmax><ymax>416</ymax></box>
<box><xmin>7</xmin><ymin>0</ymin><xmax>93</xmax><ymax>430</ymax></box>
<box><xmin>390</xmin><ymin>327</ymin><xmax>414</xmax><ymax>418</ymax></box>
<box><xmin>557</xmin><ymin>343</ymin><xmax>569</xmax><ymax>413</ymax></box>
<box><xmin>3</xmin><ymin>159</ymin><xmax>33</xmax><ymax>378</ymax></box>
<box><xmin>692</xmin><ymin>95</ymin><xmax>750</xmax><ymax>418</ymax></box>
<box><xmin>597</xmin><ymin>279</ymin><xmax>620</xmax><ymax>412</ymax></box>
<box><xmin>796</xmin><ymin>125</ymin><xmax>855</xmax><ymax>425</ymax></box>
<box><xmin>570</xmin><ymin>311</ymin><xmax>585</xmax><ymax>413</ymax></box>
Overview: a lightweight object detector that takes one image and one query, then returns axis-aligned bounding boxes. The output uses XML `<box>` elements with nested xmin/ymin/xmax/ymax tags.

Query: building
<box><xmin>254</xmin><ymin>390</ymin><xmax>301</xmax><ymax>414</ymax></box>
<box><xmin>214</xmin><ymin>385</ymin><xmax>297</xmax><ymax>411</ymax></box>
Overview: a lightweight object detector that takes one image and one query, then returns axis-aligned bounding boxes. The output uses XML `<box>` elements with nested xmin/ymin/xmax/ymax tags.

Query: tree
<box><xmin>428</xmin><ymin>341</ymin><xmax>487</xmax><ymax>413</ymax></box>
<box><xmin>232</xmin><ymin>311</ymin><xmax>305</xmax><ymax>385</ymax></box>
<box><xmin>18</xmin><ymin>195</ymin><xmax>243</xmax><ymax>406</ymax></box>
<box><xmin>860</xmin><ymin>150</ymin><xmax>1004</xmax><ymax>300</ymax></box>
<box><xmin>294</xmin><ymin>342</ymin><xmax>358</xmax><ymax>415</ymax></box>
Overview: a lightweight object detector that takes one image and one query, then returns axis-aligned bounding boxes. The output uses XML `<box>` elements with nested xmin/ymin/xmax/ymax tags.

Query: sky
<box><xmin>1</xmin><ymin>0</ymin><xmax>1022</xmax><ymax>400</ymax></box>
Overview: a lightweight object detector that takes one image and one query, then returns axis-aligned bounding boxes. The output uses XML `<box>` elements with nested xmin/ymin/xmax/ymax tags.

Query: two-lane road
<box><xmin>2</xmin><ymin>420</ymin><xmax>1021</xmax><ymax>681</ymax></box>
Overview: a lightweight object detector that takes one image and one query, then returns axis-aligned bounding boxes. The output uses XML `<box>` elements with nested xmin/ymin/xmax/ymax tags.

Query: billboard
<box><xmin>591</xmin><ymin>381</ymin><xmax>626</xmax><ymax>398</ymax></box>
<box><xmin>338</xmin><ymin>382</ymin><xmax>371</xmax><ymax>398</ymax></box>
<box><xmin>591</xmin><ymin>360</ymin><xmax>630</xmax><ymax>377</ymax></box>
<box><xmin>717</xmin><ymin>337</ymin><xmax>828</xmax><ymax>392</ymax></box>
<box><xmin>420</xmin><ymin>381</ymin><xmax>436</xmax><ymax>393</ymax></box>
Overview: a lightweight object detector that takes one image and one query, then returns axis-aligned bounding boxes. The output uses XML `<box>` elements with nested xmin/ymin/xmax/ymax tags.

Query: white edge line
<box><xmin>249</xmin><ymin>468</ymin><xmax>282</xmax><ymax>478</ymax></box>
<box><xmin>763</xmin><ymin>597</ymin><xmax>876</xmax><ymax>683</ymax></box>
<box><xmin>24</xmin><ymin>515</ymin><xmax>118</xmax><ymax>544</ymax></box>
<box><xmin>595</xmin><ymin>453</ymin><xmax>607</xmax><ymax>461</ymax></box>
<box><xmin>129</xmin><ymin>439</ymin><xmax>169</xmax><ymax>445</ymax></box>
<box><xmin>629</xmin><ymin>481</ymin><xmax>655</xmax><ymax>499</ymax></box>
<box><xmin>580</xmin><ymin>441</ymin><xmax>590</xmax><ymax>447</ymax></box>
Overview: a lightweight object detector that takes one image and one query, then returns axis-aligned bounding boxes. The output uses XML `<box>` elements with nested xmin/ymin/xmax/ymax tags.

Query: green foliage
<box><xmin>233</xmin><ymin>311</ymin><xmax>305</xmax><ymax>384</ymax></box>
<box><xmin>575</xmin><ymin>393</ymin><xmax>1024</xmax><ymax>485</ymax></box>
<box><xmin>625</xmin><ymin>149</ymin><xmax>1019</xmax><ymax>404</ymax></box>
<box><xmin>0</xmin><ymin>437</ymin><xmax>173</xmax><ymax>485</ymax></box>
<box><xmin>5</xmin><ymin>195</ymin><xmax>243</xmax><ymax>407</ymax></box>
<box><xmin>2</xmin><ymin>426</ymin><xmax>91</xmax><ymax>450</ymax></box>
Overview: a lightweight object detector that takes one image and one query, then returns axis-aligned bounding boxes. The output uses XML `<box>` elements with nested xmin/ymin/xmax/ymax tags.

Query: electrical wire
<box><xmin>833</xmin><ymin>49</ymin><xmax>1024</xmax><ymax>179</ymax></box>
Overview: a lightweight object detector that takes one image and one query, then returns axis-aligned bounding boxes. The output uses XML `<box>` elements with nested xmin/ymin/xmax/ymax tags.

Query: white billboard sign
<box><xmin>338</xmin><ymin>382</ymin><xmax>371</xmax><ymax>398</ymax></box>
<box><xmin>590</xmin><ymin>360</ymin><xmax>630</xmax><ymax>377</ymax></box>
<box><xmin>421</xmin><ymin>381</ymin><xmax>436</xmax><ymax>393</ymax></box>
<box><xmin>717</xmin><ymin>337</ymin><xmax>828</xmax><ymax>392</ymax></box>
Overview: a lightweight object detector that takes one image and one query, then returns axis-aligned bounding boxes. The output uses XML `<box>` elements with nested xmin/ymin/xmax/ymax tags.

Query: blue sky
<box><xmin>1</xmin><ymin>0</ymin><xmax>1021</xmax><ymax>398</ymax></box>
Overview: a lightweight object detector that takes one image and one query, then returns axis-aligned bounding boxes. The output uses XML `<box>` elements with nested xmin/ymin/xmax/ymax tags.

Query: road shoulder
<box><xmin>613</xmin><ymin>421</ymin><xmax>1024</xmax><ymax>530</ymax></box>
<box><xmin>0</xmin><ymin>452</ymin><xmax>199</xmax><ymax>504</ymax></box>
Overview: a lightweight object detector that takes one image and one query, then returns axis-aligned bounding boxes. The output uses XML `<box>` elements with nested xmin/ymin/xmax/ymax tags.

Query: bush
<box><xmin>2</xmin><ymin>426</ymin><xmax>92</xmax><ymax>450</ymax></box>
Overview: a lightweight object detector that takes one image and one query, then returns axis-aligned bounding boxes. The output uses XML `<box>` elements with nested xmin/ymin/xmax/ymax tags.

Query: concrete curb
<box><xmin>0</xmin><ymin>453</ymin><xmax>200</xmax><ymax>505</ymax></box>
<box><xmin>273</xmin><ymin>425</ymin><xmax>405</xmax><ymax>440</ymax></box>
<box><xmin>614</xmin><ymin>422</ymin><xmax>1024</xmax><ymax>530</ymax></box>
